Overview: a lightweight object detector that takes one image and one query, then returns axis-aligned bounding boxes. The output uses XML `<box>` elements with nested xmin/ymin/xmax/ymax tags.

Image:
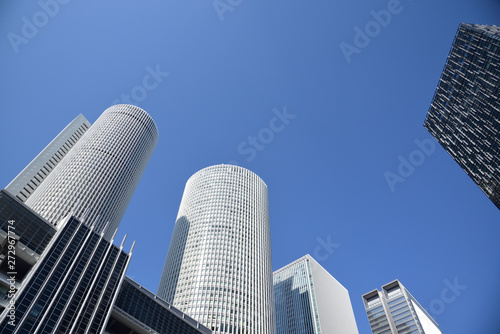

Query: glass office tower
<box><xmin>362</xmin><ymin>280</ymin><xmax>441</xmax><ymax>334</ymax></box>
<box><xmin>273</xmin><ymin>254</ymin><xmax>358</xmax><ymax>334</ymax></box>
<box><xmin>158</xmin><ymin>164</ymin><xmax>275</xmax><ymax>334</ymax></box>
<box><xmin>424</xmin><ymin>23</ymin><xmax>500</xmax><ymax>209</ymax></box>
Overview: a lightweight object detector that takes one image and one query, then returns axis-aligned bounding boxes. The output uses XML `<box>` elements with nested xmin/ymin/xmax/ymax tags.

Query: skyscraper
<box><xmin>362</xmin><ymin>280</ymin><xmax>441</xmax><ymax>334</ymax></box>
<box><xmin>424</xmin><ymin>23</ymin><xmax>500</xmax><ymax>210</ymax></box>
<box><xmin>273</xmin><ymin>254</ymin><xmax>359</xmax><ymax>334</ymax></box>
<box><xmin>0</xmin><ymin>105</ymin><xmax>212</xmax><ymax>334</ymax></box>
<box><xmin>5</xmin><ymin>114</ymin><xmax>91</xmax><ymax>204</ymax></box>
<box><xmin>21</xmin><ymin>104</ymin><xmax>158</xmax><ymax>238</ymax></box>
<box><xmin>157</xmin><ymin>164</ymin><xmax>275</xmax><ymax>334</ymax></box>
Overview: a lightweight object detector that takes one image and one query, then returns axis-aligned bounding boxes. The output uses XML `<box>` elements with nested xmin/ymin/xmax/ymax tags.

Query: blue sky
<box><xmin>1</xmin><ymin>0</ymin><xmax>499</xmax><ymax>332</ymax></box>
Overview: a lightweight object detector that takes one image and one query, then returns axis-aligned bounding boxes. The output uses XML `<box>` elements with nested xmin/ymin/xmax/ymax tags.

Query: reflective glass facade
<box><xmin>158</xmin><ymin>164</ymin><xmax>275</xmax><ymax>334</ymax></box>
<box><xmin>362</xmin><ymin>280</ymin><xmax>441</xmax><ymax>334</ymax></box>
<box><xmin>0</xmin><ymin>190</ymin><xmax>55</xmax><ymax>255</ymax></box>
<box><xmin>273</xmin><ymin>256</ymin><xmax>320</xmax><ymax>334</ymax></box>
<box><xmin>107</xmin><ymin>277</ymin><xmax>211</xmax><ymax>334</ymax></box>
<box><xmin>274</xmin><ymin>255</ymin><xmax>358</xmax><ymax>334</ymax></box>
<box><xmin>424</xmin><ymin>23</ymin><xmax>500</xmax><ymax>210</ymax></box>
<box><xmin>0</xmin><ymin>214</ymin><xmax>131</xmax><ymax>333</ymax></box>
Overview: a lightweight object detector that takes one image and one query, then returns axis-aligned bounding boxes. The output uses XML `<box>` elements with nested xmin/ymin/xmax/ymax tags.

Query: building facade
<box><xmin>273</xmin><ymin>254</ymin><xmax>358</xmax><ymax>334</ymax></box>
<box><xmin>0</xmin><ymin>106</ymin><xmax>212</xmax><ymax>334</ymax></box>
<box><xmin>362</xmin><ymin>280</ymin><xmax>441</xmax><ymax>334</ymax></box>
<box><xmin>24</xmin><ymin>104</ymin><xmax>159</xmax><ymax>238</ymax></box>
<box><xmin>158</xmin><ymin>164</ymin><xmax>275</xmax><ymax>334</ymax></box>
<box><xmin>424</xmin><ymin>23</ymin><xmax>500</xmax><ymax>209</ymax></box>
<box><xmin>5</xmin><ymin>114</ymin><xmax>91</xmax><ymax>204</ymax></box>
<box><xmin>0</xmin><ymin>186</ymin><xmax>211</xmax><ymax>334</ymax></box>
<box><xmin>0</xmin><ymin>212</ymin><xmax>132</xmax><ymax>334</ymax></box>
<box><xmin>106</xmin><ymin>277</ymin><xmax>211</xmax><ymax>334</ymax></box>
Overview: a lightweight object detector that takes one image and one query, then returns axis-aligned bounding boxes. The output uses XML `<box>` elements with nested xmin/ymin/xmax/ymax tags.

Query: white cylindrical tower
<box><xmin>26</xmin><ymin>104</ymin><xmax>158</xmax><ymax>239</ymax></box>
<box><xmin>158</xmin><ymin>164</ymin><xmax>275</xmax><ymax>334</ymax></box>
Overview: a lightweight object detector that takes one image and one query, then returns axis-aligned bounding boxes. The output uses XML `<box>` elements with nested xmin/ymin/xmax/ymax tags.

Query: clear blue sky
<box><xmin>1</xmin><ymin>0</ymin><xmax>499</xmax><ymax>333</ymax></box>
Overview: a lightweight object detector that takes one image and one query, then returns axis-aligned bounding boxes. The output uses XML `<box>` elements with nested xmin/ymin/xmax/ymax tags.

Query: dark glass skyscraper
<box><xmin>424</xmin><ymin>23</ymin><xmax>500</xmax><ymax>209</ymax></box>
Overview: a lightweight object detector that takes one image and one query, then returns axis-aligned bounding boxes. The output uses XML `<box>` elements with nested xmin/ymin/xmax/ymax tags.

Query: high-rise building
<box><xmin>0</xmin><ymin>106</ymin><xmax>212</xmax><ymax>334</ymax></box>
<box><xmin>362</xmin><ymin>280</ymin><xmax>442</xmax><ymax>334</ymax></box>
<box><xmin>0</xmin><ymin>189</ymin><xmax>211</xmax><ymax>334</ymax></box>
<box><xmin>157</xmin><ymin>164</ymin><xmax>276</xmax><ymax>334</ymax></box>
<box><xmin>22</xmin><ymin>104</ymin><xmax>159</xmax><ymax>238</ymax></box>
<box><xmin>5</xmin><ymin>114</ymin><xmax>91</xmax><ymax>203</ymax></box>
<box><xmin>273</xmin><ymin>254</ymin><xmax>359</xmax><ymax>334</ymax></box>
<box><xmin>424</xmin><ymin>23</ymin><xmax>500</xmax><ymax>210</ymax></box>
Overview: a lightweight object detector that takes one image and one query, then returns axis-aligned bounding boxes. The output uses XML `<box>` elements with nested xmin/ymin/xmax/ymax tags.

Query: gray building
<box><xmin>273</xmin><ymin>254</ymin><xmax>358</xmax><ymax>334</ymax></box>
<box><xmin>424</xmin><ymin>23</ymin><xmax>500</xmax><ymax>209</ymax></box>
<box><xmin>362</xmin><ymin>280</ymin><xmax>441</xmax><ymax>334</ymax></box>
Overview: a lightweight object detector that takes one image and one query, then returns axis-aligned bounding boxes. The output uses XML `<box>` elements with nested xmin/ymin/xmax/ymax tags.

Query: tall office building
<box><xmin>424</xmin><ymin>23</ymin><xmax>500</xmax><ymax>209</ymax></box>
<box><xmin>158</xmin><ymin>164</ymin><xmax>275</xmax><ymax>334</ymax></box>
<box><xmin>0</xmin><ymin>189</ymin><xmax>212</xmax><ymax>334</ymax></box>
<box><xmin>0</xmin><ymin>107</ymin><xmax>212</xmax><ymax>334</ymax></box>
<box><xmin>362</xmin><ymin>280</ymin><xmax>441</xmax><ymax>334</ymax></box>
<box><xmin>273</xmin><ymin>254</ymin><xmax>359</xmax><ymax>334</ymax></box>
<box><xmin>5</xmin><ymin>114</ymin><xmax>91</xmax><ymax>203</ymax></box>
<box><xmin>20</xmin><ymin>104</ymin><xmax>158</xmax><ymax>239</ymax></box>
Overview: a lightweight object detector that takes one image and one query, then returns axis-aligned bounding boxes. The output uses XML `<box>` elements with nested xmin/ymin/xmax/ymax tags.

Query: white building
<box><xmin>158</xmin><ymin>164</ymin><xmax>275</xmax><ymax>334</ymax></box>
<box><xmin>6</xmin><ymin>114</ymin><xmax>91</xmax><ymax>202</ymax></box>
<box><xmin>362</xmin><ymin>280</ymin><xmax>442</xmax><ymax>334</ymax></box>
<box><xmin>17</xmin><ymin>104</ymin><xmax>158</xmax><ymax>239</ymax></box>
<box><xmin>273</xmin><ymin>254</ymin><xmax>359</xmax><ymax>334</ymax></box>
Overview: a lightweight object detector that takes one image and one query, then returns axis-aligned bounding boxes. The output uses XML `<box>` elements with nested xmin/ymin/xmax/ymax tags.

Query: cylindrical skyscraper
<box><xmin>26</xmin><ymin>104</ymin><xmax>158</xmax><ymax>239</ymax></box>
<box><xmin>158</xmin><ymin>164</ymin><xmax>275</xmax><ymax>334</ymax></box>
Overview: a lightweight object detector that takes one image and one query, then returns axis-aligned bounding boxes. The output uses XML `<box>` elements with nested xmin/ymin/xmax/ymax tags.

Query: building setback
<box><xmin>424</xmin><ymin>23</ymin><xmax>500</xmax><ymax>210</ymax></box>
<box><xmin>158</xmin><ymin>164</ymin><xmax>276</xmax><ymax>334</ymax></box>
<box><xmin>23</xmin><ymin>104</ymin><xmax>159</xmax><ymax>239</ymax></box>
<box><xmin>273</xmin><ymin>254</ymin><xmax>359</xmax><ymax>334</ymax></box>
<box><xmin>362</xmin><ymin>280</ymin><xmax>441</xmax><ymax>334</ymax></box>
